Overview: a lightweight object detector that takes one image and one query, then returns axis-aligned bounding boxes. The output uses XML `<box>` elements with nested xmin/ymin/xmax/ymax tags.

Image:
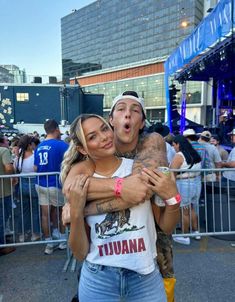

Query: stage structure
<box><xmin>164</xmin><ymin>0</ymin><xmax>235</xmax><ymax>132</ymax></box>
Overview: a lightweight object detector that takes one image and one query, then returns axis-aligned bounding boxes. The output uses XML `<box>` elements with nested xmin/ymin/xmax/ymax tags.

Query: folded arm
<box><xmin>64</xmin><ymin>133</ymin><xmax>178</xmax><ymax>218</ymax></box>
<box><xmin>63</xmin><ymin>160</ymin><xmax>150</xmax><ymax>216</ymax></box>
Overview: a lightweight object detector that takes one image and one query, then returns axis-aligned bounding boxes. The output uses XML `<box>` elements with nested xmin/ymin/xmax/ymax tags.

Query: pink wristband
<box><xmin>114</xmin><ymin>178</ymin><xmax>124</xmax><ymax>197</ymax></box>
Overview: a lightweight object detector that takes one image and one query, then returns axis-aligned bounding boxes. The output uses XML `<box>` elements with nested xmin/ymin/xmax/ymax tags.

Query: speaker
<box><xmin>34</xmin><ymin>77</ymin><xmax>42</xmax><ymax>83</ymax></box>
<box><xmin>49</xmin><ymin>76</ymin><xmax>57</xmax><ymax>84</ymax></box>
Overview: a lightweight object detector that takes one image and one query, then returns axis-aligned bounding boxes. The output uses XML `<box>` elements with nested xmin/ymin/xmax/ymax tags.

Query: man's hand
<box><xmin>121</xmin><ymin>173</ymin><xmax>152</xmax><ymax>204</ymax></box>
<box><xmin>142</xmin><ymin>168</ymin><xmax>178</xmax><ymax>200</ymax></box>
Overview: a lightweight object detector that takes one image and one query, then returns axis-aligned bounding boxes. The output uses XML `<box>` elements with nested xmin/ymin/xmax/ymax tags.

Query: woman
<box><xmin>15</xmin><ymin>135</ymin><xmax>40</xmax><ymax>242</ymax></box>
<box><xmin>170</xmin><ymin>135</ymin><xmax>201</xmax><ymax>245</ymax></box>
<box><xmin>61</xmin><ymin>114</ymin><xmax>167</xmax><ymax>302</ymax></box>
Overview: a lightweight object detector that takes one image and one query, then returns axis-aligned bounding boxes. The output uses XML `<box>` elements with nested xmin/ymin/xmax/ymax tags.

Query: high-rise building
<box><xmin>61</xmin><ymin>0</ymin><xmax>205</xmax><ymax>121</ymax></box>
<box><xmin>0</xmin><ymin>66</ymin><xmax>14</xmax><ymax>83</ymax></box>
<box><xmin>0</xmin><ymin>65</ymin><xmax>27</xmax><ymax>84</ymax></box>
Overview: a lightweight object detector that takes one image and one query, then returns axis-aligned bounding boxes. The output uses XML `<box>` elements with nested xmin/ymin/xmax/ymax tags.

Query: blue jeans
<box><xmin>0</xmin><ymin>195</ymin><xmax>12</xmax><ymax>244</ymax></box>
<box><xmin>17</xmin><ymin>177</ymin><xmax>40</xmax><ymax>234</ymax></box>
<box><xmin>79</xmin><ymin>260</ymin><xmax>167</xmax><ymax>302</ymax></box>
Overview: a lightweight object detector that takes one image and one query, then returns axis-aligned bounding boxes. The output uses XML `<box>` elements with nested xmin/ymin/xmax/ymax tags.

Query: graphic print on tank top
<box><xmin>95</xmin><ymin>209</ymin><xmax>144</xmax><ymax>239</ymax></box>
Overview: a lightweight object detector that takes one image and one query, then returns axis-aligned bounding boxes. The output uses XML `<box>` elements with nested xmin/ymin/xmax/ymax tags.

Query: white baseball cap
<box><xmin>183</xmin><ymin>129</ymin><xmax>196</xmax><ymax>137</ymax></box>
<box><xmin>110</xmin><ymin>91</ymin><xmax>146</xmax><ymax>117</ymax></box>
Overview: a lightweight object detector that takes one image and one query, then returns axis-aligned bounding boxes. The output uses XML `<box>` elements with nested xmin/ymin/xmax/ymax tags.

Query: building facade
<box><xmin>0</xmin><ymin>66</ymin><xmax>14</xmax><ymax>83</ymax></box>
<box><xmin>61</xmin><ymin>0</ymin><xmax>205</xmax><ymax>122</ymax></box>
<box><xmin>0</xmin><ymin>84</ymin><xmax>103</xmax><ymax>133</ymax></box>
<box><xmin>0</xmin><ymin>65</ymin><xmax>27</xmax><ymax>84</ymax></box>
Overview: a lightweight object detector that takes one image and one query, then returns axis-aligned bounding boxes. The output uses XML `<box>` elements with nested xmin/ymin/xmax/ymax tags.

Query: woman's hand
<box><xmin>63</xmin><ymin>159</ymin><xmax>95</xmax><ymax>200</ymax></box>
<box><xmin>68</xmin><ymin>174</ymin><xmax>90</xmax><ymax>219</ymax></box>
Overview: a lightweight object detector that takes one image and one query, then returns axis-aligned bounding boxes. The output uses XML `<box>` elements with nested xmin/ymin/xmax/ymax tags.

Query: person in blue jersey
<box><xmin>34</xmin><ymin>119</ymin><xmax>68</xmax><ymax>255</ymax></box>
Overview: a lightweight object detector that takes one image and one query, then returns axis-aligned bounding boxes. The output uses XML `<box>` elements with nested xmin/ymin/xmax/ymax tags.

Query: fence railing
<box><xmin>0</xmin><ymin>172</ymin><xmax>66</xmax><ymax>248</ymax></box>
<box><xmin>1</xmin><ymin>168</ymin><xmax>235</xmax><ymax>250</ymax></box>
<box><xmin>171</xmin><ymin>167</ymin><xmax>235</xmax><ymax>241</ymax></box>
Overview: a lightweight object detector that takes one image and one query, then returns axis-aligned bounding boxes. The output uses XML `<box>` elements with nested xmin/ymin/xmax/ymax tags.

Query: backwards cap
<box><xmin>200</xmin><ymin>130</ymin><xmax>212</xmax><ymax>139</ymax></box>
<box><xmin>110</xmin><ymin>91</ymin><xmax>146</xmax><ymax>118</ymax></box>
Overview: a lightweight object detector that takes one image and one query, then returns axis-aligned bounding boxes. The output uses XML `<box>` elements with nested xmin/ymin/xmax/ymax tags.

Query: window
<box><xmin>16</xmin><ymin>93</ymin><xmax>29</xmax><ymax>102</ymax></box>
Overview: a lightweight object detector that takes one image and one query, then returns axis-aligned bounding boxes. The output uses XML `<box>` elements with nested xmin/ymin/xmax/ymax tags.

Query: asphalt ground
<box><xmin>0</xmin><ymin>236</ymin><xmax>234</xmax><ymax>302</ymax></box>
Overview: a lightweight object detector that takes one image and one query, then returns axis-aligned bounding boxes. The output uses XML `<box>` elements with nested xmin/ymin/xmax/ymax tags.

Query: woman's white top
<box><xmin>14</xmin><ymin>154</ymin><xmax>35</xmax><ymax>173</ymax></box>
<box><xmin>176</xmin><ymin>151</ymin><xmax>201</xmax><ymax>179</ymax></box>
<box><xmin>86</xmin><ymin>158</ymin><xmax>157</xmax><ymax>275</ymax></box>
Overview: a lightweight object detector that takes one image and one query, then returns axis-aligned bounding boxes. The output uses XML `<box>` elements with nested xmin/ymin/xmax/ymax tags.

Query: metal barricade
<box><xmin>0</xmin><ymin>172</ymin><xmax>67</xmax><ymax>247</ymax></box>
<box><xmin>1</xmin><ymin>168</ymin><xmax>235</xmax><ymax>271</ymax></box>
<box><xmin>172</xmin><ymin>167</ymin><xmax>235</xmax><ymax>241</ymax></box>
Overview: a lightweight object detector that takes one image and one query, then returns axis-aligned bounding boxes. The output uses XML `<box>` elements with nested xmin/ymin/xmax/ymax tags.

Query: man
<box><xmin>199</xmin><ymin>130</ymin><xmax>222</xmax><ymax>182</ymax></box>
<box><xmin>34</xmin><ymin>119</ymin><xmax>68</xmax><ymax>255</ymax></box>
<box><xmin>183</xmin><ymin>128</ymin><xmax>210</xmax><ymax>169</ymax></box>
<box><xmin>0</xmin><ymin>141</ymin><xmax>16</xmax><ymax>256</ymax></box>
<box><xmin>64</xmin><ymin>91</ymin><xmax>180</xmax><ymax>301</ymax></box>
<box><xmin>0</xmin><ymin>134</ymin><xmax>10</xmax><ymax>148</ymax></box>
<box><xmin>218</xmin><ymin>112</ymin><xmax>233</xmax><ymax>143</ymax></box>
<box><xmin>221</xmin><ymin>129</ymin><xmax>235</xmax><ymax>185</ymax></box>
<box><xmin>210</xmin><ymin>134</ymin><xmax>228</xmax><ymax>161</ymax></box>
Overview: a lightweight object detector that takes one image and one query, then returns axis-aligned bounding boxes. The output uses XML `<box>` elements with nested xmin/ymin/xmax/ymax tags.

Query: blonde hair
<box><xmin>60</xmin><ymin>114</ymin><xmax>111</xmax><ymax>184</ymax></box>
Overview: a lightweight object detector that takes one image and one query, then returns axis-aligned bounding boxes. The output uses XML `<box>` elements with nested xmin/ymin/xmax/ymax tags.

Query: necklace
<box><xmin>115</xmin><ymin>148</ymin><xmax>137</xmax><ymax>159</ymax></box>
<box><xmin>94</xmin><ymin>157</ymin><xmax>121</xmax><ymax>177</ymax></box>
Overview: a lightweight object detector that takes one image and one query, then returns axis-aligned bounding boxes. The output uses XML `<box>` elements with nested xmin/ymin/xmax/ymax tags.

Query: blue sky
<box><xmin>0</xmin><ymin>0</ymin><xmax>94</xmax><ymax>77</ymax></box>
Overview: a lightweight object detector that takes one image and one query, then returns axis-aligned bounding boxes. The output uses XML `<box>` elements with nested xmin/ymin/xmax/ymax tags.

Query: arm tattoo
<box><xmin>96</xmin><ymin>198</ymin><xmax>120</xmax><ymax>214</ymax></box>
<box><xmin>85</xmin><ymin>197</ymin><xmax>131</xmax><ymax>216</ymax></box>
<box><xmin>133</xmin><ymin>133</ymin><xmax>168</xmax><ymax>174</ymax></box>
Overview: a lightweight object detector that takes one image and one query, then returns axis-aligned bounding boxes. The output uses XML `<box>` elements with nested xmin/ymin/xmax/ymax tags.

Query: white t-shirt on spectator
<box><xmin>223</xmin><ymin>147</ymin><xmax>235</xmax><ymax>181</ymax></box>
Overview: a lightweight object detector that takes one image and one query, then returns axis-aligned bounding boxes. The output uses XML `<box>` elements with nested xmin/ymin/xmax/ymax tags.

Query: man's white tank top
<box><xmin>86</xmin><ymin>158</ymin><xmax>157</xmax><ymax>275</ymax></box>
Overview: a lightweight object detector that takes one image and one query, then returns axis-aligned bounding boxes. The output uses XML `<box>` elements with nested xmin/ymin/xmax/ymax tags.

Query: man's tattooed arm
<box><xmin>84</xmin><ymin>197</ymin><xmax>132</xmax><ymax>216</ymax></box>
<box><xmin>133</xmin><ymin>133</ymin><xmax>168</xmax><ymax>174</ymax></box>
<box><xmin>134</xmin><ymin>132</ymin><xmax>179</xmax><ymax>202</ymax></box>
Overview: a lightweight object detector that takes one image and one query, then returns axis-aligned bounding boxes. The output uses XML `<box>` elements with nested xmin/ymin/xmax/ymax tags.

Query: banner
<box><xmin>164</xmin><ymin>0</ymin><xmax>235</xmax><ymax>128</ymax></box>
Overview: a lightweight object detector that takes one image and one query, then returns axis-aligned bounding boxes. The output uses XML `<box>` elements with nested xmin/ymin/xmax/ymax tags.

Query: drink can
<box><xmin>157</xmin><ymin>166</ymin><xmax>170</xmax><ymax>176</ymax></box>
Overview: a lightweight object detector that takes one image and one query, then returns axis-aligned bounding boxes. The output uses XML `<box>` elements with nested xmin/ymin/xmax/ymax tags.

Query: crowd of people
<box><xmin>1</xmin><ymin>91</ymin><xmax>235</xmax><ymax>302</ymax></box>
<box><xmin>0</xmin><ymin>120</ymin><xmax>69</xmax><ymax>256</ymax></box>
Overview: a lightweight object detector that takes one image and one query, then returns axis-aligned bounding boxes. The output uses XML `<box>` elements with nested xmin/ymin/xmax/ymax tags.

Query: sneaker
<box><xmin>31</xmin><ymin>233</ymin><xmax>41</xmax><ymax>242</ymax></box>
<box><xmin>44</xmin><ymin>243</ymin><xmax>59</xmax><ymax>255</ymax></box>
<box><xmin>19</xmin><ymin>234</ymin><xmax>29</xmax><ymax>243</ymax></box>
<box><xmin>58</xmin><ymin>242</ymin><xmax>67</xmax><ymax>250</ymax></box>
<box><xmin>4</xmin><ymin>227</ymin><xmax>14</xmax><ymax>236</ymax></box>
<box><xmin>173</xmin><ymin>236</ymin><xmax>191</xmax><ymax>245</ymax></box>
<box><xmin>52</xmin><ymin>228</ymin><xmax>61</xmax><ymax>240</ymax></box>
<box><xmin>193</xmin><ymin>231</ymin><xmax>201</xmax><ymax>240</ymax></box>
<box><xmin>19</xmin><ymin>234</ymin><xmax>24</xmax><ymax>243</ymax></box>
